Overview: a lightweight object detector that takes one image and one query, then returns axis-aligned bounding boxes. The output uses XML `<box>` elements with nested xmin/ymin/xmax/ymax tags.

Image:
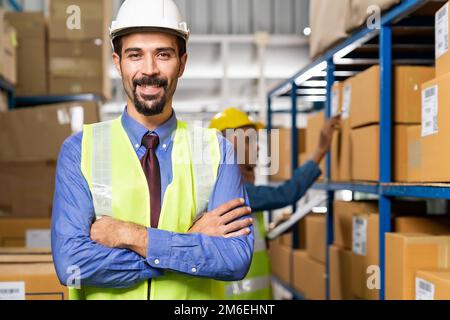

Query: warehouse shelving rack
<box><xmin>267</xmin><ymin>0</ymin><xmax>447</xmax><ymax>300</ymax></box>
<box><xmin>0</xmin><ymin>0</ymin><xmax>103</xmax><ymax>109</ymax></box>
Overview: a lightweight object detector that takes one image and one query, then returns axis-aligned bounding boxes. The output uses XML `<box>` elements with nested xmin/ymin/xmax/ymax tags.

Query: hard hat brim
<box><xmin>111</xmin><ymin>26</ymin><xmax>189</xmax><ymax>43</ymax></box>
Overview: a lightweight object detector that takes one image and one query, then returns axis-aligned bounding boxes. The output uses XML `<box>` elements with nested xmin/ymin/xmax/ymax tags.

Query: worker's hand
<box><xmin>90</xmin><ymin>216</ymin><xmax>148</xmax><ymax>257</ymax></box>
<box><xmin>189</xmin><ymin>198</ymin><xmax>253</xmax><ymax>238</ymax></box>
<box><xmin>312</xmin><ymin>114</ymin><xmax>341</xmax><ymax>165</ymax></box>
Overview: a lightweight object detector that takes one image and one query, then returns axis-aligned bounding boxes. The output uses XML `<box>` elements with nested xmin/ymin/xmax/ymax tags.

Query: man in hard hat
<box><xmin>51</xmin><ymin>0</ymin><xmax>254</xmax><ymax>300</ymax></box>
<box><xmin>209</xmin><ymin>108</ymin><xmax>340</xmax><ymax>300</ymax></box>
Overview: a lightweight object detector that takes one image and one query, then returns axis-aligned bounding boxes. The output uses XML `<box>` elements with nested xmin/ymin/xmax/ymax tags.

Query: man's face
<box><xmin>113</xmin><ymin>32</ymin><xmax>187</xmax><ymax>116</ymax></box>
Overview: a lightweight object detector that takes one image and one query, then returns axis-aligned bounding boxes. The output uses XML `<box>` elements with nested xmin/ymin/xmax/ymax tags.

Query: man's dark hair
<box><xmin>113</xmin><ymin>34</ymin><xmax>186</xmax><ymax>59</ymax></box>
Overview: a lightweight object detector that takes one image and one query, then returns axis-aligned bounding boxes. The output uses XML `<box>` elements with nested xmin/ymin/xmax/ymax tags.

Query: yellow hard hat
<box><xmin>209</xmin><ymin>108</ymin><xmax>264</xmax><ymax>132</ymax></box>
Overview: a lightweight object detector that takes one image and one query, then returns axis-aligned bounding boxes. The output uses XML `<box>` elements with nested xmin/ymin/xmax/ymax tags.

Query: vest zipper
<box><xmin>147</xmin><ymin>279</ymin><xmax>151</xmax><ymax>300</ymax></box>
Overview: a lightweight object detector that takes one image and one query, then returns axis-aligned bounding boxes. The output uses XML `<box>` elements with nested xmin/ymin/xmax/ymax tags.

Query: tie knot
<box><xmin>142</xmin><ymin>134</ymin><xmax>159</xmax><ymax>150</ymax></box>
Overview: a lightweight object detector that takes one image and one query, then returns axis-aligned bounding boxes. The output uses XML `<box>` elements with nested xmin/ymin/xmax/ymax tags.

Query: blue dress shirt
<box><xmin>51</xmin><ymin>109</ymin><xmax>253</xmax><ymax>289</ymax></box>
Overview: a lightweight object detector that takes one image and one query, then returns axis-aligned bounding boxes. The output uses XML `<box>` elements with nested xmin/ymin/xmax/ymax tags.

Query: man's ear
<box><xmin>178</xmin><ymin>53</ymin><xmax>188</xmax><ymax>78</ymax></box>
<box><xmin>112</xmin><ymin>52</ymin><xmax>122</xmax><ymax>77</ymax></box>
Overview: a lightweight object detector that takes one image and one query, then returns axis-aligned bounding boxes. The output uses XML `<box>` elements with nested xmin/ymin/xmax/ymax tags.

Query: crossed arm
<box><xmin>51</xmin><ymin>135</ymin><xmax>254</xmax><ymax>289</ymax></box>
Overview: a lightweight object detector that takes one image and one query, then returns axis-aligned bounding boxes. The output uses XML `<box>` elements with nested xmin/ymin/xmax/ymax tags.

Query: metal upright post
<box><xmin>290</xmin><ymin>81</ymin><xmax>300</xmax><ymax>249</ymax></box>
<box><xmin>325</xmin><ymin>59</ymin><xmax>335</xmax><ymax>300</ymax></box>
<box><xmin>379</xmin><ymin>25</ymin><xmax>393</xmax><ymax>301</ymax></box>
<box><xmin>267</xmin><ymin>94</ymin><xmax>273</xmax><ymax>223</ymax></box>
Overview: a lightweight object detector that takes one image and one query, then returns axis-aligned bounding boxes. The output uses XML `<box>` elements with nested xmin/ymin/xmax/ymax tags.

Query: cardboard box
<box><xmin>420</xmin><ymin>74</ymin><xmax>450</xmax><ymax>182</ymax></box>
<box><xmin>329</xmin><ymin>245</ymin><xmax>353</xmax><ymax>300</ymax></box>
<box><xmin>330</xmin><ymin>82</ymin><xmax>352</xmax><ymax>182</ymax></box>
<box><xmin>394</xmin><ymin>217</ymin><xmax>450</xmax><ymax>235</ymax></box>
<box><xmin>351</xmin><ymin>212</ymin><xmax>379</xmax><ymax>300</ymax></box>
<box><xmin>415</xmin><ymin>269</ymin><xmax>450</xmax><ymax>300</ymax></box>
<box><xmin>309</xmin><ymin>0</ymin><xmax>350</xmax><ymax>58</ymax></box>
<box><xmin>436</xmin><ymin>2</ymin><xmax>450</xmax><ymax>77</ymax></box>
<box><xmin>0</xmin><ymin>218</ymin><xmax>51</xmax><ymax>247</ymax></box>
<box><xmin>0</xmin><ymin>251</ymin><xmax>68</xmax><ymax>300</ymax></box>
<box><xmin>0</xmin><ymin>101</ymin><xmax>99</xmax><ymax>162</ymax></box>
<box><xmin>48</xmin><ymin>0</ymin><xmax>112</xmax><ymax>41</ymax></box>
<box><xmin>385</xmin><ymin>233</ymin><xmax>450</xmax><ymax>300</ymax></box>
<box><xmin>349</xmin><ymin>66</ymin><xmax>434</xmax><ymax>129</ymax></box>
<box><xmin>306</xmin><ymin>112</ymin><xmax>325</xmax><ymax>180</ymax></box>
<box><xmin>394</xmin><ymin>124</ymin><xmax>418</xmax><ymax>182</ymax></box>
<box><xmin>333</xmin><ymin>200</ymin><xmax>378</xmax><ymax>249</ymax></box>
<box><xmin>406</xmin><ymin>125</ymin><xmax>422</xmax><ymax>182</ymax></box>
<box><xmin>306</xmin><ymin>214</ymin><xmax>326</xmax><ymax>264</ymax></box>
<box><xmin>345</xmin><ymin>0</ymin><xmax>401</xmax><ymax>32</ymax></box>
<box><xmin>268</xmin><ymin>241</ymin><xmax>292</xmax><ymax>285</ymax></box>
<box><xmin>270</xmin><ymin>129</ymin><xmax>306</xmax><ymax>181</ymax></box>
<box><xmin>292</xmin><ymin>250</ymin><xmax>326</xmax><ymax>300</ymax></box>
<box><xmin>0</xmin><ymin>161</ymin><xmax>56</xmax><ymax>217</ymax></box>
<box><xmin>5</xmin><ymin>12</ymin><xmax>47</xmax><ymax>96</ymax></box>
<box><xmin>0</xmin><ymin>90</ymin><xmax>7</xmax><ymax>112</ymax></box>
<box><xmin>0</xmin><ymin>23</ymin><xmax>17</xmax><ymax>85</ymax></box>
<box><xmin>351</xmin><ymin>124</ymin><xmax>379</xmax><ymax>181</ymax></box>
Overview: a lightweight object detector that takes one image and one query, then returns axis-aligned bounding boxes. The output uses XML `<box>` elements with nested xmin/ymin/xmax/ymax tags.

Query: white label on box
<box><xmin>331</xmin><ymin>89</ymin><xmax>340</xmax><ymax>117</ymax></box>
<box><xmin>26</xmin><ymin>229</ymin><xmax>51</xmax><ymax>249</ymax></box>
<box><xmin>421</xmin><ymin>85</ymin><xmax>438</xmax><ymax>137</ymax></box>
<box><xmin>416</xmin><ymin>278</ymin><xmax>435</xmax><ymax>300</ymax></box>
<box><xmin>0</xmin><ymin>282</ymin><xmax>25</xmax><ymax>300</ymax></box>
<box><xmin>70</xmin><ymin>106</ymin><xmax>84</xmax><ymax>133</ymax></box>
<box><xmin>436</xmin><ymin>3</ymin><xmax>449</xmax><ymax>59</ymax></box>
<box><xmin>352</xmin><ymin>216</ymin><xmax>367</xmax><ymax>256</ymax></box>
<box><xmin>342</xmin><ymin>83</ymin><xmax>351</xmax><ymax>119</ymax></box>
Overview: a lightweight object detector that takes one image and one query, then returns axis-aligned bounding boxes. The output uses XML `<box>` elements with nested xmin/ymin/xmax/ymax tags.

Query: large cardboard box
<box><xmin>0</xmin><ymin>161</ymin><xmax>56</xmax><ymax>217</ymax></box>
<box><xmin>48</xmin><ymin>0</ymin><xmax>112</xmax><ymax>41</ymax></box>
<box><xmin>345</xmin><ymin>0</ymin><xmax>401</xmax><ymax>33</ymax></box>
<box><xmin>0</xmin><ymin>101</ymin><xmax>99</xmax><ymax>162</ymax></box>
<box><xmin>420</xmin><ymin>74</ymin><xmax>450</xmax><ymax>182</ymax></box>
<box><xmin>49</xmin><ymin>39</ymin><xmax>111</xmax><ymax>99</ymax></box>
<box><xmin>329</xmin><ymin>245</ymin><xmax>353</xmax><ymax>300</ymax></box>
<box><xmin>270</xmin><ymin>129</ymin><xmax>306</xmax><ymax>181</ymax></box>
<box><xmin>330</xmin><ymin>82</ymin><xmax>352</xmax><ymax>182</ymax></box>
<box><xmin>306</xmin><ymin>112</ymin><xmax>325</xmax><ymax>180</ymax></box>
<box><xmin>0</xmin><ymin>250</ymin><xmax>68</xmax><ymax>300</ymax></box>
<box><xmin>306</xmin><ymin>214</ymin><xmax>326</xmax><ymax>264</ymax></box>
<box><xmin>436</xmin><ymin>2</ymin><xmax>450</xmax><ymax>77</ymax></box>
<box><xmin>309</xmin><ymin>0</ymin><xmax>351</xmax><ymax>58</ymax></box>
<box><xmin>385</xmin><ymin>233</ymin><xmax>450</xmax><ymax>300</ymax></box>
<box><xmin>394</xmin><ymin>124</ymin><xmax>418</xmax><ymax>182</ymax></box>
<box><xmin>349</xmin><ymin>66</ymin><xmax>434</xmax><ymax>129</ymax></box>
<box><xmin>0</xmin><ymin>218</ymin><xmax>51</xmax><ymax>247</ymax></box>
<box><xmin>0</xmin><ymin>23</ymin><xmax>17</xmax><ymax>85</ymax></box>
<box><xmin>394</xmin><ymin>217</ymin><xmax>450</xmax><ymax>235</ymax></box>
<box><xmin>268</xmin><ymin>240</ymin><xmax>292</xmax><ymax>285</ymax></box>
<box><xmin>292</xmin><ymin>250</ymin><xmax>326</xmax><ymax>300</ymax></box>
<box><xmin>333</xmin><ymin>200</ymin><xmax>378</xmax><ymax>249</ymax></box>
<box><xmin>351</xmin><ymin>212</ymin><xmax>379</xmax><ymax>300</ymax></box>
<box><xmin>415</xmin><ymin>269</ymin><xmax>450</xmax><ymax>300</ymax></box>
<box><xmin>5</xmin><ymin>12</ymin><xmax>47</xmax><ymax>96</ymax></box>
<box><xmin>351</xmin><ymin>124</ymin><xmax>379</xmax><ymax>181</ymax></box>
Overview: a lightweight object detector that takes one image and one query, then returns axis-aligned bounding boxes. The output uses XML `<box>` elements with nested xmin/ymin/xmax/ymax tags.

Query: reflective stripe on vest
<box><xmin>225</xmin><ymin>212</ymin><xmax>272</xmax><ymax>300</ymax></box>
<box><xmin>73</xmin><ymin>117</ymin><xmax>224</xmax><ymax>300</ymax></box>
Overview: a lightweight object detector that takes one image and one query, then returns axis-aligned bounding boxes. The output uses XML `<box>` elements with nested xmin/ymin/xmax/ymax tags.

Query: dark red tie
<box><xmin>140</xmin><ymin>135</ymin><xmax>161</xmax><ymax>228</ymax></box>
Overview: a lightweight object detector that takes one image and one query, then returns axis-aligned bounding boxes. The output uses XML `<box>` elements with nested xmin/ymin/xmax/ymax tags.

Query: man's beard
<box><xmin>131</xmin><ymin>75</ymin><xmax>169</xmax><ymax>116</ymax></box>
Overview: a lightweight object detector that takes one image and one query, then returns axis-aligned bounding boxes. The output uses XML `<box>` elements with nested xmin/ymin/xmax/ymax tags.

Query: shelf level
<box><xmin>14</xmin><ymin>94</ymin><xmax>103</xmax><ymax>108</ymax></box>
<box><xmin>313</xmin><ymin>182</ymin><xmax>380</xmax><ymax>195</ymax></box>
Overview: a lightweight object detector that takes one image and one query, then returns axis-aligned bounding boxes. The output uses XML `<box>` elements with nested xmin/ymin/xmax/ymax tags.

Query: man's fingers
<box><xmin>213</xmin><ymin>198</ymin><xmax>245</xmax><ymax>216</ymax></box>
<box><xmin>221</xmin><ymin>206</ymin><xmax>252</xmax><ymax>224</ymax></box>
<box><xmin>224</xmin><ymin>217</ymin><xmax>253</xmax><ymax>234</ymax></box>
<box><xmin>224</xmin><ymin>228</ymin><xmax>251</xmax><ymax>238</ymax></box>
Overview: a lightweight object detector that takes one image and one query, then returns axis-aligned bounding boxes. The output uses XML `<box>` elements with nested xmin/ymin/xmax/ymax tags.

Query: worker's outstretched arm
<box><xmin>51</xmin><ymin>134</ymin><xmax>164</xmax><ymax>289</ymax></box>
<box><xmin>90</xmin><ymin>136</ymin><xmax>254</xmax><ymax>282</ymax></box>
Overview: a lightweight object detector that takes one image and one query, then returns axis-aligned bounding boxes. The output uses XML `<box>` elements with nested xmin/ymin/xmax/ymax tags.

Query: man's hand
<box><xmin>311</xmin><ymin>114</ymin><xmax>341</xmax><ymax>165</ymax></box>
<box><xmin>189</xmin><ymin>198</ymin><xmax>253</xmax><ymax>238</ymax></box>
<box><xmin>90</xmin><ymin>216</ymin><xmax>148</xmax><ymax>257</ymax></box>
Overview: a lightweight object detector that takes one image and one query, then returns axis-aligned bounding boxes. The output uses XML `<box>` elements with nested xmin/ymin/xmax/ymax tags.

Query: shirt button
<box><xmin>135</xmin><ymin>143</ymin><xmax>139</xmax><ymax>149</ymax></box>
<box><xmin>191</xmin><ymin>267</ymin><xmax>197</xmax><ymax>273</ymax></box>
<box><xmin>162</xmin><ymin>144</ymin><xmax>167</xmax><ymax>149</ymax></box>
<box><xmin>154</xmin><ymin>259</ymin><xmax>160</xmax><ymax>265</ymax></box>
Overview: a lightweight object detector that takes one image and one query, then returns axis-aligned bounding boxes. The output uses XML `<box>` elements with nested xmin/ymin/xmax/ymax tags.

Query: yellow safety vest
<box><xmin>71</xmin><ymin>117</ymin><xmax>226</xmax><ymax>300</ymax></box>
<box><xmin>225</xmin><ymin>212</ymin><xmax>272</xmax><ymax>300</ymax></box>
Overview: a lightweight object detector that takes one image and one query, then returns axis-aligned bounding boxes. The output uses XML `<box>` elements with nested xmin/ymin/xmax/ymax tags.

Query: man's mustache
<box><xmin>133</xmin><ymin>76</ymin><xmax>168</xmax><ymax>89</ymax></box>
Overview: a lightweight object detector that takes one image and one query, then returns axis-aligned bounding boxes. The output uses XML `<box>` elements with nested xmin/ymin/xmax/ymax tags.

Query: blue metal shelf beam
<box><xmin>7</xmin><ymin>0</ymin><xmax>23</xmax><ymax>11</ymax></box>
<box><xmin>14</xmin><ymin>94</ymin><xmax>103</xmax><ymax>108</ymax></box>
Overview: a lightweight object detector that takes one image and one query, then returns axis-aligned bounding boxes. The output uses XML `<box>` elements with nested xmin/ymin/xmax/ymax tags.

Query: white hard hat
<box><xmin>110</xmin><ymin>0</ymin><xmax>190</xmax><ymax>46</ymax></box>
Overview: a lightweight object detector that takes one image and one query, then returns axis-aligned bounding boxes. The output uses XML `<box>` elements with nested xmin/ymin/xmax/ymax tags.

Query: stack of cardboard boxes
<box><xmin>48</xmin><ymin>0</ymin><xmax>111</xmax><ymax>99</ymax></box>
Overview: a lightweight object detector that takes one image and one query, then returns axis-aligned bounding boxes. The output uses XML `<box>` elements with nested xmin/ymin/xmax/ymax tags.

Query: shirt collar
<box><xmin>121</xmin><ymin>107</ymin><xmax>177</xmax><ymax>152</ymax></box>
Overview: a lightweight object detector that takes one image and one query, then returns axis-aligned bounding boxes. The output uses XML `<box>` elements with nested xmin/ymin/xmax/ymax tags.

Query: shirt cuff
<box><xmin>146</xmin><ymin>228</ymin><xmax>172</xmax><ymax>269</ymax></box>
